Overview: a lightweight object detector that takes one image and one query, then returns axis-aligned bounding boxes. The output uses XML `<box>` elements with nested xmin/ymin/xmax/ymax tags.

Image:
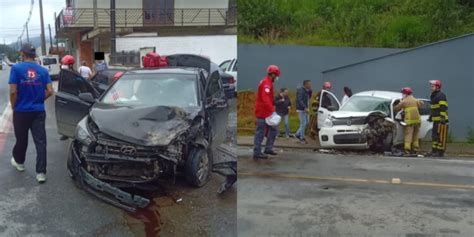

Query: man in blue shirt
<box><xmin>9</xmin><ymin>43</ymin><xmax>54</xmax><ymax>183</ymax></box>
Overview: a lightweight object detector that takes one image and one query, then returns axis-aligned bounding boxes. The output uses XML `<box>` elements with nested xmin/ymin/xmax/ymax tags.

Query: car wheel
<box><xmin>67</xmin><ymin>141</ymin><xmax>83</xmax><ymax>189</ymax></box>
<box><xmin>185</xmin><ymin>147</ymin><xmax>212</xmax><ymax>187</ymax></box>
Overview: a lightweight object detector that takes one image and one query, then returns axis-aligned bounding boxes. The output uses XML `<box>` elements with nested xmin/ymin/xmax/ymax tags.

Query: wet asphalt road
<box><xmin>0</xmin><ymin>68</ymin><xmax>236</xmax><ymax>236</ymax></box>
<box><xmin>238</xmin><ymin>147</ymin><xmax>474</xmax><ymax>236</ymax></box>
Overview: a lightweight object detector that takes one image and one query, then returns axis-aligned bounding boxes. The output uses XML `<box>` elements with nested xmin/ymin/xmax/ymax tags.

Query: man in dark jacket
<box><xmin>274</xmin><ymin>88</ymin><xmax>291</xmax><ymax>138</ymax></box>
<box><xmin>295</xmin><ymin>80</ymin><xmax>312</xmax><ymax>144</ymax></box>
<box><xmin>427</xmin><ymin>80</ymin><xmax>448</xmax><ymax>157</ymax></box>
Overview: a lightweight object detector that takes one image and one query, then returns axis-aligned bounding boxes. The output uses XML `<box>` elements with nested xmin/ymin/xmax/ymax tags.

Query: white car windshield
<box><xmin>340</xmin><ymin>96</ymin><xmax>391</xmax><ymax>114</ymax></box>
<box><xmin>101</xmin><ymin>73</ymin><xmax>198</xmax><ymax>107</ymax></box>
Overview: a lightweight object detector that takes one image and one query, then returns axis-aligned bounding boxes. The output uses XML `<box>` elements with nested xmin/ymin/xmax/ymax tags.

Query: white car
<box><xmin>318</xmin><ymin>90</ymin><xmax>432</xmax><ymax>150</ymax></box>
<box><xmin>38</xmin><ymin>55</ymin><xmax>60</xmax><ymax>80</ymax></box>
<box><xmin>219</xmin><ymin>58</ymin><xmax>237</xmax><ymax>92</ymax></box>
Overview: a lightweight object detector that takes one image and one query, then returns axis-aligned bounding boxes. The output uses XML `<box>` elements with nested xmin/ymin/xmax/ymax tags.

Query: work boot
<box><xmin>253</xmin><ymin>153</ymin><xmax>268</xmax><ymax>160</ymax></box>
<box><xmin>264</xmin><ymin>150</ymin><xmax>278</xmax><ymax>156</ymax></box>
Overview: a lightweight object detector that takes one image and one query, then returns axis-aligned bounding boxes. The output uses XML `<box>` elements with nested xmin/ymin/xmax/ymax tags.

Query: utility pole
<box><xmin>26</xmin><ymin>22</ymin><xmax>30</xmax><ymax>43</ymax></box>
<box><xmin>39</xmin><ymin>0</ymin><xmax>47</xmax><ymax>56</ymax></box>
<box><xmin>110</xmin><ymin>0</ymin><xmax>116</xmax><ymax>54</ymax></box>
<box><xmin>48</xmin><ymin>24</ymin><xmax>53</xmax><ymax>54</ymax></box>
<box><xmin>54</xmin><ymin>12</ymin><xmax>59</xmax><ymax>53</ymax></box>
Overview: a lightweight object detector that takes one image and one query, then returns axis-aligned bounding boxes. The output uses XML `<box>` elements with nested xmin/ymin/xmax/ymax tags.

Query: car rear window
<box><xmin>43</xmin><ymin>58</ymin><xmax>57</xmax><ymax>65</ymax></box>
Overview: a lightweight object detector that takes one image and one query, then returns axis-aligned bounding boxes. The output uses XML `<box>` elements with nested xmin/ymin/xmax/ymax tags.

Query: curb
<box><xmin>237</xmin><ymin>143</ymin><xmax>474</xmax><ymax>158</ymax></box>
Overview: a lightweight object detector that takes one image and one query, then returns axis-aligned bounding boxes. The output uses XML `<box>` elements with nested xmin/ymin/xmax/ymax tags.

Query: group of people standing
<box><xmin>253</xmin><ymin>65</ymin><xmax>449</xmax><ymax>160</ymax></box>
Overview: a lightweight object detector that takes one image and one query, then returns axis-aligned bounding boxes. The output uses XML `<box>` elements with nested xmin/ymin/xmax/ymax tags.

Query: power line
<box><xmin>17</xmin><ymin>0</ymin><xmax>35</xmax><ymax>45</ymax></box>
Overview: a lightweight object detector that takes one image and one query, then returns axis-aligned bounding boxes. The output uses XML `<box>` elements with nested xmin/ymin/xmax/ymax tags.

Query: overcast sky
<box><xmin>0</xmin><ymin>0</ymin><xmax>65</xmax><ymax>44</ymax></box>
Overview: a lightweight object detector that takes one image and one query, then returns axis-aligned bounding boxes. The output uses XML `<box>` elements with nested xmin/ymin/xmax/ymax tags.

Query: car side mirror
<box><xmin>78</xmin><ymin>92</ymin><xmax>96</xmax><ymax>103</ymax></box>
<box><xmin>327</xmin><ymin>105</ymin><xmax>338</xmax><ymax>111</ymax></box>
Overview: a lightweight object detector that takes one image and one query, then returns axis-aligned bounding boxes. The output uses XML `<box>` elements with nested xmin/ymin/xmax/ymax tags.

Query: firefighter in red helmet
<box><xmin>394</xmin><ymin>87</ymin><xmax>424</xmax><ymax>155</ymax></box>
<box><xmin>426</xmin><ymin>80</ymin><xmax>449</xmax><ymax>157</ymax></box>
<box><xmin>61</xmin><ymin>55</ymin><xmax>75</xmax><ymax>70</ymax></box>
<box><xmin>253</xmin><ymin>65</ymin><xmax>280</xmax><ymax>160</ymax></box>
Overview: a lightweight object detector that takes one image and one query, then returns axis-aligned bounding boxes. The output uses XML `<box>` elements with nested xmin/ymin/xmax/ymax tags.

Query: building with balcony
<box><xmin>55</xmin><ymin>0</ymin><xmax>237</xmax><ymax>67</ymax></box>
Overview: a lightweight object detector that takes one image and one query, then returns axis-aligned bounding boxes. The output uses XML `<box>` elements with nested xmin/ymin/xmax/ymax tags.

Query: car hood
<box><xmin>329</xmin><ymin>111</ymin><xmax>373</xmax><ymax>119</ymax></box>
<box><xmin>90</xmin><ymin>104</ymin><xmax>201</xmax><ymax>146</ymax></box>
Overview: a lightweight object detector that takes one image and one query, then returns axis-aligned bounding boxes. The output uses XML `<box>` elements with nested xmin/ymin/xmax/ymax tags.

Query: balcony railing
<box><xmin>56</xmin><ymin>7</ymin><xmax>237</xmax><ymax>31</ymax></box>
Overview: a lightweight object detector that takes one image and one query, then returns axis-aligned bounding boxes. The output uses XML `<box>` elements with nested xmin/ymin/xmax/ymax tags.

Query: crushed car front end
<box><xmin>319</xmin><ymin>115</ymin><xmax>369</xmax><ymax>149</ymax></box>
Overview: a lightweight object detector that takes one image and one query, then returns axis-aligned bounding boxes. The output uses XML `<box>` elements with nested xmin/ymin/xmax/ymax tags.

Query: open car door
<box><xmin>317</xmin><ymin>90</ymin><xmax>341</xmax><ymax>129</ymax></box>
<box><xmin>55</xmin><ymin>69</ymin><xmax>99</xmax><ymax>137</ymax></box>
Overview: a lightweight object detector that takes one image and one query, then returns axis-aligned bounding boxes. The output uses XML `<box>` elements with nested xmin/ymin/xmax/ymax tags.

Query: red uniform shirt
<box><xmin>255</xmin><ymin>76</ymin><xmax>275</xmax><ymax>118</ymax></box>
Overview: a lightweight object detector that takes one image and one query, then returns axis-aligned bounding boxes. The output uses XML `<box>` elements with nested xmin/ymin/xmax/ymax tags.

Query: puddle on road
<box><xmin>124</xmin><ymin>187</ymin><xmax>183</xmax><ymax>237</ymax></box>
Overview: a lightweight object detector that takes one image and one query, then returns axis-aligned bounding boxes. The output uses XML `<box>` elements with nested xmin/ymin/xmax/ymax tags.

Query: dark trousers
<box><xmin>432</xmin><ymin>121</ymin><xmax>448</xmax><ymax>154</ymax></box>
<box><xmin>12</xmin><ymin>111</ymin><xmax>47</xmax><ymax>173</ymax></box>
<box><xmin>253</xmin><ymin>118</ymin><xmax>278</xmax><ymax>155</ymax></box>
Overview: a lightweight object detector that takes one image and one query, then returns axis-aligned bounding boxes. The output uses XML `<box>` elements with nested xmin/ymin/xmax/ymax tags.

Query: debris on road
<box><xmin>391</xmin><ymin>178</ymin><xmax>402</xmax><ymax>184</ymax></box>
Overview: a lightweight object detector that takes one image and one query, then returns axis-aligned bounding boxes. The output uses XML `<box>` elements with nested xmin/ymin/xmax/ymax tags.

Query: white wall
<box><xmin>175</xmin><ymin>0</ymin><xmax>228</xmax><ymax>8</ymax></box>
<box><xmin>116</xmin><ymin>35</ymin><xmax>236</xmax><ymax>65</ymax></box>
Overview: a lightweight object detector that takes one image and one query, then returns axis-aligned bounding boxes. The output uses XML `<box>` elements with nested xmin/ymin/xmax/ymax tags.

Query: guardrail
<box><xmin>56</xmin><ymin>7</ymin><xmax>237</xmax><ymax>31</ymax></box>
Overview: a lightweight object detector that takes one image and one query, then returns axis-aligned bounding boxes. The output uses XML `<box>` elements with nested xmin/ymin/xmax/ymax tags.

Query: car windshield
<box><xmin>101</xmin><ymin>73</ymin><xmax>198</xmax><ymax>107</ymax></box>
<box><xmin>340</xmin><ymin>96</ymin><xmax>391</xmax><ymax>114</ymax></box>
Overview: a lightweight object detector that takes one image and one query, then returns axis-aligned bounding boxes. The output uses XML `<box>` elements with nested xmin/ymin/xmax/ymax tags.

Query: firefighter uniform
<box><xmin>429</xmin><ymin>90</ymin><xmax>449</xmax><ymax>156</ymax></box>
<box><xmin>394</xmin><ymin>95</ymin><xmax>423</xmax><ymax>153</ymax></box>
<box><xmin>306</xmin><ymin>90</ymin><xmax>320</xmax><ymax>139</ymax></box>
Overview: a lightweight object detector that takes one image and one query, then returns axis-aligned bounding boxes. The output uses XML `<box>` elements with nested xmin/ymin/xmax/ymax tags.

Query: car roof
<box><xmin>352</xmin><ymin>90</ymin><xmax>402</xmax><ymax>100</ymax></box>
<box><xmin>126</xmin><ymin>67</ymin><xmax>199</xmax><ymax>75</ymax></box>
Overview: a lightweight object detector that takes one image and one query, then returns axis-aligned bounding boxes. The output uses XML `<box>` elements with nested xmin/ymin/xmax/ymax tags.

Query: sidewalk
<box><xmin>237</xmin><ymin>136</ymin><xmax>474</xmax><ymax>156</ymax></box>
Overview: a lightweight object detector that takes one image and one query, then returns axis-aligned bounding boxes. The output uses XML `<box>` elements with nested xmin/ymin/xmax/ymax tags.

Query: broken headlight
<box><xmin>75</xmin><ymin>117</ymin><xmax>94</xmax><ymax>146</ymax></box>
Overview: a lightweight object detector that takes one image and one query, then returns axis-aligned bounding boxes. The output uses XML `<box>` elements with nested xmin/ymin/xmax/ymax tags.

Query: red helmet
<box><xmin>401</xmin><ymin>87</ymin><xmax>413</xmax><ymax>95</ymax></box>
<box><xmin>61</xmin><ymin>55</ymin><xmax>75</xmax><ymax>65</ymax></box>
<box><xmin>267</xmin><ymin>65</ymin><xmax>280</xmax><ymax>77</ymax></box>
<box><xmin>429</xmin><ymin>80</ymin><xmax>442</xmax><ymax>89</ymax></box>
<box><xmin>323</xmin><ymin>81</ymin><xmax>332</xmax><ymax>90</ymax></box>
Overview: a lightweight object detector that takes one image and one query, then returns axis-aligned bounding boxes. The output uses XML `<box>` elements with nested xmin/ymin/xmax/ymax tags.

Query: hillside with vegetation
<box><xmin>238</xmin><ymin>0</ymin><xmax>474</xmax><ymax>48</ymax></box>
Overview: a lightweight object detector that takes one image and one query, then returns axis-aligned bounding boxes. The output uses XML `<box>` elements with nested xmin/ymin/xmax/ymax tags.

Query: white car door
<box><xmin>418</xmin><ymin>99</ymin><xmax>432</xmax><ymax>140</ymax></box>
<box><xmin>317</xmin><ymin>90</ymin><xmax>341</xmax><ymax>129</ymax></box>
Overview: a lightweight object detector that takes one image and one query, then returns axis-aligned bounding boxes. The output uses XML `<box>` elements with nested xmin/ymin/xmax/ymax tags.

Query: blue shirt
<box><xmin>8</xmin><ymin>61</ymin><xmax>52</xmax><ymax>112</ymax></box>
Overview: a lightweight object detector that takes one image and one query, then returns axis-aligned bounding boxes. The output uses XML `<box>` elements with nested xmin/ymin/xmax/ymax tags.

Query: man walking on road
<box><xmin>295</xmin><ymin>80</ymin><xmax>312</xmax><ymax>144</ymax></box>
<box><xmin>394</xmin><ymin>87</ymin><xmax>423</xmax><ymax>155</ymax></box>
<box><xmin>253</xmin><ymin>65</ymin><xmax>280</xmax><ymax>160</ymax></box>
<box><xmin>79</xmin><ymin>61</ymin><xmax>92</xmax><ymax>80</ymax></box>
<box><xmin>9</xmin><ymin>43</ymin><xmax>54</xmax><ymax>183</ymax></box>
<box><xmin>274</xmin><ymin>88</ymin><xmax>291</xmax><ymax>138</ymax></box>
<box><xmin>427</xmin><ymin>80</ymin><xmax>449</xmax><ymax>157</ymax></box>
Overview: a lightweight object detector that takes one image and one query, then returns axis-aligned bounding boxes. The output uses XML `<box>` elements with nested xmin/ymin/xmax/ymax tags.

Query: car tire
<box><xmin>185</xmin><ymin>146</ymin><xmax>212</xmax><ymax>188</ymax></box>
<box><xmin>67</xmin><ymin>141</ymin><xmax>83</xmax><ymax>189</ymax></box>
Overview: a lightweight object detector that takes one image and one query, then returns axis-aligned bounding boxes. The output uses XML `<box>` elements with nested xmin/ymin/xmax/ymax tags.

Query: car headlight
<box><xmin>323</xmin><ymin>118</ymin><xmax>333</xmax><ymax>128</ymax></box>
<box><xmin>75</xmin><ymin>117</ymin><xmax>93</xmax><ymax>146</ymax></box>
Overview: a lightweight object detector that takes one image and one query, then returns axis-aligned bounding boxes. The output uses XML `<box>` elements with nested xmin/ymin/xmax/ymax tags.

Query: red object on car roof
<box><xmin>143</xmin><ymin>52</ymin><xmax>168</xmax><ymax>68</ymax></box>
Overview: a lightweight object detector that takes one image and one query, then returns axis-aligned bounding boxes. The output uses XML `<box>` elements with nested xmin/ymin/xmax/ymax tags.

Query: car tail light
<box><xmin>229</xmin><ymin>77</ymin><xmax>235</xmax><ymax>84</ymax></box>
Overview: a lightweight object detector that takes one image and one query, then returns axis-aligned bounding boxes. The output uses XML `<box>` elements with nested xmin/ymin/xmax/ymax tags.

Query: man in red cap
<box><xmin>253</xmin><ymin>65</ymin><xmax>280</xmax><ymax>160</ymax></box>
<box><xmin>427</xmin><ymin>80</ymin><xmax>448</xmax><ymax>157</ymax></box>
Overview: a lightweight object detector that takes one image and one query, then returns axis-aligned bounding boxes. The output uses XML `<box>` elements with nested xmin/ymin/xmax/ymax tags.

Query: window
<box><xmin>320</xmin><ymin>92</ymin><xmax>340</xmax><ymax>111</ymax></box>
<box><xmin>219</xmin><ymin>60</ymin><xmax>231</xmax><ymax>71</ymax></box>
<box><xmin>42</xmin><ymin>58</ymin><xmax>57</xmax><ymax>66</ymax></box>
<box><xmin>419</xmin><ymin>100</ymin><xmax>431</xmax><ymax>116</ymax></box>
<box><xmin>206</xmin><ymin>71</ymin><xmax>221</xmax><ymax>97</ymax></box>
<box><xmin>101</xmin><ymin>73</ymin><xmax>198</xmax><ymax>108</ymax></box>
<box><xmin>232</xmin><ymin>60</ymin><xmax>237</xmax><ymax>72</ymax></box>
<box><xmin>59</xmin><ymin>70</ymin><xmax>94</xmax><ymax>96</ymax></box>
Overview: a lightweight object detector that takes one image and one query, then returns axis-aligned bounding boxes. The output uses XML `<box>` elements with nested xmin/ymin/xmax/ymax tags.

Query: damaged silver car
<box><xmin>55</xmin><ymin>55</ymin><xmax>230</xmax><ymax>211</ymax></box>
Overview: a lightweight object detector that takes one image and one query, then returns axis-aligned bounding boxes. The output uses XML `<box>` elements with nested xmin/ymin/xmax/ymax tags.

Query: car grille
<box><xmin>332</xmin><ymin>117</ymin><xmax>366</xmax><ymax>126</ymax></box>
<box><xmin>333</xmin><ymin>134</ymin><xmax>367</xmax><ymax>144</ymax></box>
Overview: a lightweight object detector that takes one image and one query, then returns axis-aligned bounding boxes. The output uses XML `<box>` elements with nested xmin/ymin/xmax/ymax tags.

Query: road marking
<box><xmin>238</xmin><ymin>171</ymin><xmax>474</xmax><ymax>190</ymax></box>
<box><xmin>0</xmin><ymin>102</ymin><xmax>13</xmax><ymax>154</ymax></box>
